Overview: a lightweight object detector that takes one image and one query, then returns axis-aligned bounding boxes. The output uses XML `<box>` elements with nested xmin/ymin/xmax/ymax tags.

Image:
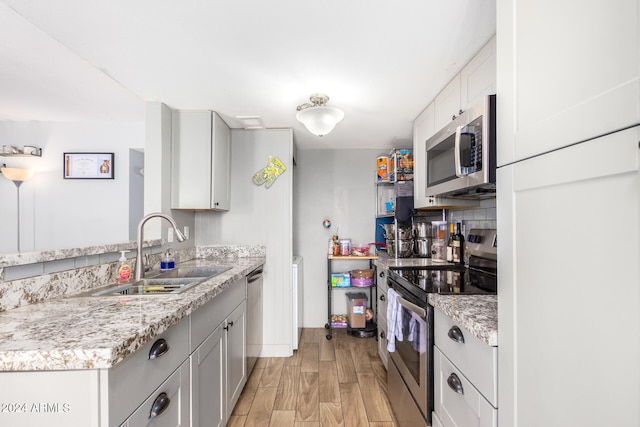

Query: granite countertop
<box><xmin>0</xmin><ymin>257</ymin><xmax>264</xmax><ymax>372</ymax></box>
<box><xmin>428</xmin><ymin>294</ymin><xmax>497</xmax><ymax>346</ymax></box>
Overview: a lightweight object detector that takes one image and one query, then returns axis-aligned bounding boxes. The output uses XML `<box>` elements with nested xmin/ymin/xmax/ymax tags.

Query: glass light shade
<box><xmin>1</xmin><ymin>167</ymin><xmax>34</xmax><ymax>182</ymax></box>
<box><xmin>296</xmin><ymin>106</ymin><xmax>344</xmax><ymax>137</ymax></box>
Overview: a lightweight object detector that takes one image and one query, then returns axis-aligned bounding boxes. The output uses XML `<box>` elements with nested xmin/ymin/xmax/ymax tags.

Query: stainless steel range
<box><xmin>386</xmin><ymin>228</ymin><xmax>497</xmax><ymax>426</ymax></box>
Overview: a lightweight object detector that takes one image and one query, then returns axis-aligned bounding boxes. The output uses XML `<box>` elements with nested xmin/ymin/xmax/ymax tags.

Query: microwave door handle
<box><xmin>397</xmin><ymin>296</ymin><xmax>427</xmax><ymax>319</ymax></box>
<box><xmin>454</xmin><ymin>125</ymin><xmax>465</xmax><ymax>177</ymax></box>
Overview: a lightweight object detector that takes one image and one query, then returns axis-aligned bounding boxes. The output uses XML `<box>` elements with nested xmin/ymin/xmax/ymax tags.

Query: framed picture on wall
<box><xmin>63</xmin><ymin>152</ymin><xmax>114</xmax><ymax>179</ymax></box>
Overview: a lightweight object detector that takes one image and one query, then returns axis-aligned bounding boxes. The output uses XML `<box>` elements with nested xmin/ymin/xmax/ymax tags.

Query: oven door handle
<box><xmin>397</xmin><ymin>295</ymin><xmax>426</xmax><ymax>319</ymax></box>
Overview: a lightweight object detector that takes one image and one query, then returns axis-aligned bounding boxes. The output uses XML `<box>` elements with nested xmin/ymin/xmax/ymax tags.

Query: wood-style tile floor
<box><xmin>228</xmin><ymin>328</ymin><xmax>396</xmax><ymax>427</ymax></box>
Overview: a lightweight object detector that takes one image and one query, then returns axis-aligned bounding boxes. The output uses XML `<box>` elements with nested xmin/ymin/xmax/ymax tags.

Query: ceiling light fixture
<box><xmin>296</xmin><ymin>93</ymin><xmax>344</xmax><ymax>137</ymax></box>
<box><xmin>1</xmin><ymin>165</ymin><xmax>34</xmax><ymax>252</ymax></box>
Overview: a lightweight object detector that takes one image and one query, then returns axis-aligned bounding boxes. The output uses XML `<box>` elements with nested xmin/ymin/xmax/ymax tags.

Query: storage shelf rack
<box><xmin>325</xmin><ymin>255</ymin><xmax>378</xmax><ymax>340</ymax></box>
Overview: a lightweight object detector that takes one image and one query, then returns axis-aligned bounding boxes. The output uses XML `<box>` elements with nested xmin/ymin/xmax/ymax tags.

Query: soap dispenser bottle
<box><xmin>160</xmin><ymin>249</ymin><xmax>175</xmax><ymax>271</ymax></box>
<box><xmin>116</xmin><ymin>250</ymin><xmax>132</xmax><ymax>284</ymax></box>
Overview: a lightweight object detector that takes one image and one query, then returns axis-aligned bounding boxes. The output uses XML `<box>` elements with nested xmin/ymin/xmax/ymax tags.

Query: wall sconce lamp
<box><xmin>296</xmin><ymin>93</ymin><xmax>344</xmax><ymax>137</ymax></box>
<box><xmin>1</xmin><ymin>165</ymin><xmax>34</xmax><ymax>252</ymax></box>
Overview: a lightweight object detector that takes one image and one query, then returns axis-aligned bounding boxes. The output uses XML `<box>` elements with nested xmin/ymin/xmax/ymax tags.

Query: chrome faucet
<box><xmin>135</xmin><ymin>213</ymin><xmax>187</xmax><ymax>281</ymax></box>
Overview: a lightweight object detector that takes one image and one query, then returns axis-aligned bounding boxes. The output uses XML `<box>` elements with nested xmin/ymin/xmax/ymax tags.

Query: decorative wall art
<box><xmin>63</xmin><ymin>153</ymin><xmax>114</xmax><ymax>179</ymax></box>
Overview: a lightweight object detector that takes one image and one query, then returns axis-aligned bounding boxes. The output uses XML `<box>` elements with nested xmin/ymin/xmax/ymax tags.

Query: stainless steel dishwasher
<box><xmin>246</xmin><ymin>265</ymin><xmax>264</xmax><ymax>374</ymax></box>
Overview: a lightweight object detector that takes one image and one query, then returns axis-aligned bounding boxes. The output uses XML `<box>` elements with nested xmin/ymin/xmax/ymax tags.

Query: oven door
<box><xmin>388</xmin><ymin>282</ymin><xmax>433</xmax><ymax>424</ymax></box>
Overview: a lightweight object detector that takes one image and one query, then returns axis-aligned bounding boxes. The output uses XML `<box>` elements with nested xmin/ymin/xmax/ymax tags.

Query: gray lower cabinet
<box><xmin>120</xmin><ymin>360</ymin><xmax>191</xmax><ymax>426</ymax></box>
<box><xmin>190</xmin><ymin>278</ymin><xmax>247</xmax><ymax>427</ymax></box>
<box><xmin>375</xmin><ymin>262</ymin><xmax>389</xmax><ymax>369</ymax></box>
<box><xmin>191</xmin><ymin>323</ymin><xmax>225</xmax><ymax>427</ymax></box>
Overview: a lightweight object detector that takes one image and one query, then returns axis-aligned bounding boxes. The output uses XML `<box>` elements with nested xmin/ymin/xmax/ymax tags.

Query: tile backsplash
<box><xmin>448</xmin><ymin>198</ymin><xmax>497</xmax><ymax>231</ymax></box>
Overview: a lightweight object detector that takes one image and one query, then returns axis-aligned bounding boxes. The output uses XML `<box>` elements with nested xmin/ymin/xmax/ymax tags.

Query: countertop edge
<box><xmin>428</xmin><ymin>294</ymin><xmax>498</xmax><ymax>346</ymax></box>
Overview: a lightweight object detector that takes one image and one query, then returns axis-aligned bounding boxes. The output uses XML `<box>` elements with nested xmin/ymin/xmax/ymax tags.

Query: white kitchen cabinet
<box><xmin>171</xmin><ymin>110</ymin><xmax>231</xmax><ymax>210</ymax></box>
<box><xmin>496</xmin><ymin>0</ymin><xmax>640</xmax><ymax>165</ymax></box>
<box><xmin>433</xmin><ymin>36</ymin><xmax>496</xmax><ymax>133</ymax></box>
<box><xmin>434</xmin><ymin>347</ymin><xmax>497</xmax><ymax>427</ymax></box>
<box><xmin>120</xmin><ymin>360</ymin><xmax>191</xmax><ymax>427</ymax></box>
<box><xmin>434</xmin><ymin>75</ymin><xmax>462</xmax><ymax>131</ymax></box>
<box><xmin>497</xmin><ymin>126</ymin><xmax>640</xmax><ymax>426</ymax></box>
<box><xmin>433</xmin><ymin>309</ymin><xmax>497</xmax><ymax>427</ymax></box>
<box><xmin>413</xmin><ymin>103</ymin><xmax>435</xmax><ymax>209</ymax></box>
<box><xmin>190</xmin><ymin>278</ymin><xmax>247</xmax><ymax>426</ymax></box>
<box><xmin>460</xmin><ymin>36</ymin><xmax>496</xmax><ymax>110</ymax></box>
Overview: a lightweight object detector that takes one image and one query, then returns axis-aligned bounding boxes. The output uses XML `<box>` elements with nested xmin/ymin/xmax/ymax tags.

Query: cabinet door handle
<box><xmin>447</xmin><ymin>373</ymin><xmax>464</xmax><ymax>395</ymax></box>
<box><xmin>149</xmin><ymin>392</ymin><xmax>170</xmax><ymax>419</ymax></box>
<box><xmin>458</xmin><ymin>109</ymin><xmax>464</xmax><ymax>115</ymax></box>
<box><xmin>149</xmin><ymin>338</ymin><xmax>169</xmax><ymax>360</ymax></box>
<box><xmin>379</xmin><ymin>271</ymin><xmax>385</xmax><ymax>278</ymax></box>
<box><xmin>380</xmin><ymin>294</ymin><xmax>385</xmax><ymax>301</ymax></box>
<box><xmin>380</xmin><ymin>330</ymin><xmax>386</xmax><ymax>339</ymax></box>
<box><xmin>447</xmin><ymin>325</ymin><xmax>465</xmax><ymax>344</ymax></box>
<box><xmin>224</xmin><ymin>320</ymin><xmax>234</xmax><ymax>331</ymax></box>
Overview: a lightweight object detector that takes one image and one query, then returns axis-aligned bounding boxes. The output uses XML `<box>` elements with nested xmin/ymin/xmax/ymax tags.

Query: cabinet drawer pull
<box><xmin>447</xmin><ymin>325</ymin><xmax>465</xmax><ymax>344</ymax></box>
<box><xmin>149</xmin><ymin>338</ymin><xmax>169</xmax><ymax>360</ymax></box>
<box><xmin>149</xmin><ymin>392</ymin><xmax>170</xmax><ymax>419</ymax></box>
<box><xmin>380</xmin><ymin>294</ymin><xmax>385</xmax><ymax>301</ymax></box>
<box><xmin>380</xmin><ymin>330</ymin><xmax>386</xmax><ymax>339</ymax></box>
<box><xmin>447</xmin><ymin>373</ymin><xmax>464</xmax><ymax>395</ymax></box>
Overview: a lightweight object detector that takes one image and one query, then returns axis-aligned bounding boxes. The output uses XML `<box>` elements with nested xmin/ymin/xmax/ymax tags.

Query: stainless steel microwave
<box><xmin>425</xmin><ymin>94</ymin><xmax>496</xmax><ymax>199</ymax></box>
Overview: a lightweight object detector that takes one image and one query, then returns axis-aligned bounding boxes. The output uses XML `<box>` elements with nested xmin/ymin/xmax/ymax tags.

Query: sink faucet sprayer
<box><xmin>135</xmin><ymin>213</ymin><xmax>187</xmax><ymax>281</ymax></box>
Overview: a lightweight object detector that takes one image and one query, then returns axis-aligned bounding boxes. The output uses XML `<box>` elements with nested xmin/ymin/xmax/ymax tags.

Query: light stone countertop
<box><xmin>0</xmin><ymin>256</ymin><xmax>264</xmax><ymax>371</ymax></box>
<box><xmin>428</xmin><ymin>294</ymin><xmax>497</xmax><ymax>346</ymax></box>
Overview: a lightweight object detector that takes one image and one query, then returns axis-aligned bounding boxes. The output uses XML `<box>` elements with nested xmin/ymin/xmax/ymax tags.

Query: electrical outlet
<box><xmin>167</xmin><ymin>228</ymin><xmax>174</xmax><ymax>243</ymax></box>
<box><xmin>184</xmin><ymin>226</ymin><xmax>190</xmax><ymax>240</ymax></box>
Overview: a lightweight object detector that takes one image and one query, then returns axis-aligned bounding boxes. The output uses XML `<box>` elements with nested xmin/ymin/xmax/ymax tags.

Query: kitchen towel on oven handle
<box><xmin>386</xmin><ymin>288</ymin><xmax>404</xmax><ymax>352</ymax></box>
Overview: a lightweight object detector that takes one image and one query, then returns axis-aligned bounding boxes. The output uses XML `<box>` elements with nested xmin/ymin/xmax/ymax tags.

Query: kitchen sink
<box><xmin>76</xmin><ymin>265</ymin><xmax>232</xmax><ymax>297</ymax></box>
<box><xmin>90</xmin><ymin>277</ymin><xmax>207</xmax><ymax>296</ymax></box>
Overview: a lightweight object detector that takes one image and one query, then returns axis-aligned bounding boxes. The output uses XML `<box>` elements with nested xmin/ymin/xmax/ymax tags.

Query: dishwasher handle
<box><xmin>247</xmin><ymin>266</ymin><xmax>264</xmax><ymax>283</ymax></box>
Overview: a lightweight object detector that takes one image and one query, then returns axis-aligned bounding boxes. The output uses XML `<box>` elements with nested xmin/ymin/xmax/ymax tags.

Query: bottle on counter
<box><xmin>116</xmin><ymin>250</ymin><xmax>132</xmax><ymax>284</ymax></box>
<box><xmin>452</xmin><ymin>222</ymin><xmax>465</xmax><ymax>265</ymax></box>
<box><xmin>160</xmin><ymin>249</ymin><xmax>175</xmax><ymax>271</ymax></box>
<box><xmin>446</xmin><ymin>223</ymin><xmax>455</xmax><ymax>262</ymax></box>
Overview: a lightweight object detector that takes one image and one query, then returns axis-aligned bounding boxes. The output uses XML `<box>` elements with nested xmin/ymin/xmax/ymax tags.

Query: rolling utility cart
<box><xmin>325</xmin><ymin>255</ymin><xmax>378</xmax><ymax>340</ymax></box>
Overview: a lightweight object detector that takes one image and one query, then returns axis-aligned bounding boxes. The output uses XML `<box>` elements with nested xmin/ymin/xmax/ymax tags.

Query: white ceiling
<box><xmin>0</xmin><ymin>0</ymin><xmax>496</xmax><ymax>150</ymax></box>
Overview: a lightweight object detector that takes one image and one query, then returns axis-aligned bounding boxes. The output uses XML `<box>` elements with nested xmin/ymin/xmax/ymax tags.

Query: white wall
<box><xmin>0</xmin><ymin>120</ymin><xmax>144</xmax><ymax>253</ymax></box>
<box><xmin>293</xmin><ymin>149</ymin><xmax>381</xmax><ymax>327</ymax></box>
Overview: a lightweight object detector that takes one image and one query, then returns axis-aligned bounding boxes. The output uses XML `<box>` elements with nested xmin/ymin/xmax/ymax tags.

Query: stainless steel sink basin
<box><xmin>91</xmin><ymin>277</ymin><xmax>207</xmax><ymax>296</ymax></box>
<box><xmin>76</xmin><ymin>265</ymin><xmax>232</xmax><ymax>297</ymax></box>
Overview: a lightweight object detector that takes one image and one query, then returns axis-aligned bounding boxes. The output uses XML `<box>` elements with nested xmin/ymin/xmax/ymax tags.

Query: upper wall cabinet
<box><xmin>460</xmin><ymin>36</ymin><xmax>496</xmax><ymax>109</ymax></box>
<box><xmin>171</xmin><ymin>110</ymin><xmax>231</xmax><ymax>211</ymax></box>
<box><xmin>413</xmin><ymin>103</ymin><xmax>435</xmax><ymax>208</ymax></box>
<box><xmin>433</xmin><ymin>37</ymin><xmax>497</xmax><ymax>131</ymax></box>
<box><xmin>434</xmin><ymin>74</ymin><xmax>462</xmax><ymax>131</ymax></box>
<box><xmin>497</xmin><ymin>0</ymin><xmax>640</xmax><ymax>165</ymax></box>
